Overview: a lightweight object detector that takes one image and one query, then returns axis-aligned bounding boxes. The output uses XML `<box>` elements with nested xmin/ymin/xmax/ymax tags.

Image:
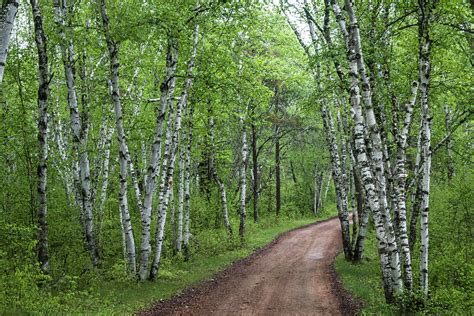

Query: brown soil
<box><xmin>140</xmin><ymin>217</ymin><xmax>361</xmax><ymax>315</ymax></box>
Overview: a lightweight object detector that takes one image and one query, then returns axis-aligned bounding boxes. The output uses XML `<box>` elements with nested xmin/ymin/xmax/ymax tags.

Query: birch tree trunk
<box><xmin>183</xmin><ymin>106</ymin><xmax>194</xmax><ymax>261</ymax></box>
<box><xmin>321</xmin><ymin>106</ymin><xmax>352</xmax><ymax>260</ymax></box>
<box><xmin>418</xmin><ymin>0</ymin><xmax>435</xmax><ymax>296</ymax></box>
<box><xmin>393</xmin><ymin>81</ymin><xmax>418</xmax><ymax>290</ymax></box>
<box><xmin>251</xmin><ymin>122</ymin><xmax>259</xmax><ymax>222</ymax></box>
<box><xmin>333</xmin><ymin>0</ymin><xmax>402</xmax><ymax>298</ymax></box>
<box><xmin>150</xmin><ymin>100</ymin><xmax>175</xmax><ymax>280</ymax></box>
<box><xmin>322</xmin><ymin>174</ymin><xmax>330</xmax><ymax>209</ymax></box>
<box><xmin>138</xmin><ymin>37</ymin><xmax>178</xmax><ymax>280</ymax></box>
<box><xmin>54</xmin><ymin>0</ymin><xmax>99</xmax><ymax>267</ymax></box>
<box><xmin>0</xmin><ymin>0</ymin><xmax>18</xmax><ymax>87</ymax></box>
<box><xmin>333</xmin><ymin>0</ymin><xmax>391</xmax><ymax>296</ymax></box>
<box><xmin>51</xmin><ymin>82</ymin><xmax>76</xmax><ymax>206</ymax></box>
<box><xmin>409</xmin><ymin>128</ymin><xmax>423</xmax><ymax>253</ymax></box>
<box><xmin>30</xmin><ymin>0</ymin><xmax>50</xmax><ymax>273</ymax></box>
<box><xmin>99</xmin><ymin>0</ymin><xmax>136</xmax><ymax>273</ymax></box>
<box><xmin>344</xmin><ymin>1</ymin><xmax>403</xmax><ymax>294</ymax></box>
<box><xmin>176</xmin><ymin>145</ymin><xmax>185</xmax><ymax>252</ymax></box>
<box><xmin>97</xmin><ymin>125</ymin><xmax>114</xmax><ymax>237</ymax></box>
<box><xmin>170</xmin><ymin>188</ymin><xmax>176</xmax><ymax>250</ymax></box>
<box><xmin>313</xmin><ymin>169</ymin><xmax>323</xmax><ymax>215</ymax></box>
<box><xmin>150</xmin><ymin>16</ymin><xmax>200</xmax><ymax>279</ymax></box>
<box><xmin>274</xmin><ymin>95</ymin><xmax>281</xmax><ymax>217</ymax></box>
<box><xmin>209</xmin><ymin>117</ymin><xmax>232</xmax><ymax>235</ymax></box>
<box><xmin>239</xmin><ymin>113</ymin><xmax>248</xmax><ymax>241</ymax></box>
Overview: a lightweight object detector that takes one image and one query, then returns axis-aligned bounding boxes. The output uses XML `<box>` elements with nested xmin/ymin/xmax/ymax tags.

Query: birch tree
<box><xmin>418</xmin><ymin>0</ymin><xmax>436</xmax><ymax>296</ymax></box>
<box><xmin>209</xmin><ymin>116</ymin><xmax>232</xmax><ymax>235</ymax></box>
<box><xmin>138</xmin><ymin>37</ymin><xmax>178</xmax><ymax>280</ymax></box>
<box><xmin>183</xmin><ymin>106</ymin><xmax>194</xmax><ymax>261</ymax></box>
<box><xmin>0</xmin><ymin>0</ymin><xmax>18</xmax><ymax>86</ymax></box>
<box><xmin>331</xmin><ymin>0</ymin><xmax>402</xmax><ymax>298</ymax></box>
<box><xmin>99</xmin><ymin>0</ymin><xmax>136</xmax><ymax>273</ymax></box>
<box><xmin>54</xmin><ymin>0</ymin><xmax>99</xmax><ymax>267</ymax></box>
<box><xmin>238</xmin><ymin>113</ymin><xmax>248</xmax><ymax>241</ymax></box>
<box><xmin>30</xmin><ymin>0</ymin><xmax>50</xmax><ymax>273</ymax></box>
<box><xmin>393</xmin><ymin>81</ymin><xmax>418</xmax><ymax>290</ymax></box>
<box><xmin>150</xmin><ymin>14</ymin><xmax>200</xmax><ymax>279</ymax></box>
<box><xmin>321</xmin><ymin>105</ymin><xmax>351</xmax><ymax>259</ymax></box>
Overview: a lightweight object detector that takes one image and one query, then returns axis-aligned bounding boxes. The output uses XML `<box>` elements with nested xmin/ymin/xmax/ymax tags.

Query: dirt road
<box><xmin>141</xmin><ymin>217</ymin><xmax>359</xmax><ymax>315</ymax></box>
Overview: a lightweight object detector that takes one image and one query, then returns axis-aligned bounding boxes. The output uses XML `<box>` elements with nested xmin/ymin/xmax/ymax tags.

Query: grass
<box><xmin>63</xmin><ymin>210</ymin><xmax>337</xmax><ymax>314</ymax></box>
<box><xmin>334</xmin><ymin>232</ymin><xmax>397</xmax><ymax>315</ymax></box>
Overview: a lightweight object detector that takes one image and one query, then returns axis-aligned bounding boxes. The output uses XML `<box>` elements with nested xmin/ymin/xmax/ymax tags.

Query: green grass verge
<box><xmin>334</xmin><ymin>232</ymin><xmax>398</xmax><ymax>315</ymax></box>
<box><xmin>64</xmin><ymin>211</ymin><xmax>336</xmax><ymax>314</ymax></box>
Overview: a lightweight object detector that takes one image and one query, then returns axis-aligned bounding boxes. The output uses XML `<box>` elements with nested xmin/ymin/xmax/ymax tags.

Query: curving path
<box><xmin>140</xmin><ymin>217</ymin><xmax>359</xmax><ymax>315</ymax></box>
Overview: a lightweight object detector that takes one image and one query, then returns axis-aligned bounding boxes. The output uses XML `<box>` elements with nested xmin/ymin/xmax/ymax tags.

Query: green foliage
<box><xmin>424</xmin><ymin>168</ymin><xmax>474</xmax><ymax>314</ymax></box>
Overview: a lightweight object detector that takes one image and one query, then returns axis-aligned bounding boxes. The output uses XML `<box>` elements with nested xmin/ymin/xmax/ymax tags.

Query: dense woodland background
<box><xmin>0</xmin><ymin>0</ymin><xmax>472</xmax><ymax>314</ymax></box>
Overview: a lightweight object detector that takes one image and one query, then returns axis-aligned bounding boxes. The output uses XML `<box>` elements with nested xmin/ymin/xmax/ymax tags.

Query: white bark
<box><xmin>394</xmin><ymin>81</ymin><xmax>418</xmax><ymax>290</ymax></box>
<box><xmin>210</xmin><ymin>117</ymin><xmax>232</xmax><ymax>235</ymax></box>
<box><xmin>54</xmin><ymin>0</ymin><xmax>99</xmax><ymax>267</ymax></box>
<box><xmin>51</xmin><ymin>81</ymin><xmax>75</xmax><ymax>205</ymax></box>
<box><xmin>321</xmin><ymin>106</ymin><xmax>351</xmax><ymax>259</ymax></box>
<box><xmin>333</xmin><ymin>0</ymin><xmax>392</xmax><ymax>298</ymax></box>
<box><xmin>239</xmin><ymin>113</ymin><xmax>247</xmax><ymax>241</ymax></box>
<box><xmin>418</xmin><ymin>0</ymin><xmax>434</xmax><ymax>295</ymax></box>
<box><xmin>99</xmin><ymin>0</ymin><xmax>136</xmax><ymax>274</ymax></box>
<box><xmin>313</xmin><ymin>169</ymin><xmax>323</xmax><ymax>216</ymax></box>
<box><xmin>149</xmin><ymin>101</ymin><xmax>175</xmax><ymax>280</ymax></box>
<box><xmin>345</xmin><ymin>1</ymin><xmax>402</xmax><ymax>294</ymax></box>
<box><xmin>170</xmin><ymin>188</ymin><xmax>176</xmax><ymax>249</ymax></box>
<box><xmin>409</xmin><ymin>126</ymin><xmax>423</xmax><ymax>252</ymax></box>
<box><xmin>150</xmin><ymin>16</ymin><xmax>200</xmax><ymax>279</ymax></box>
<box><xmin>98</xmin><ymin>125</ymin><xmax>114</xmax><ymax>229</ymax></box>
<box><xmin>0</xmin><ymin>0</ymin><xmax>18</xmax><ymax>86</ymax></box>
<box><xmin>183</xmin><ymin>107</ymin><xmax>194</xmax><ymax>260</ymax></box>
<box><xmin>30</xmin><ymin>0</ymin><xmax>50</xmax><ymax>273</ymax></box>
<box><xmin>138</xmin><ymin>37</ymin><xmax>178</xmax><ymax>280</ymax></box>
<box><xmin>176</xmin><ymin>145</ymin><xmax>185</xmax><ymax>252</ymax></box>
<box><xmin>333</xmin><ymin>0</ymin><xmax>402</xmax><ymax>298</ymax></box>
<box><xmin>323</xmin><ymin>174</ymin><xmax>331</xmax><ymax>208</ymax></box>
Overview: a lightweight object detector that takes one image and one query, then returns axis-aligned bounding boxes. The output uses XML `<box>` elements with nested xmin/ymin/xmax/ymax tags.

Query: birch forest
<box><xmin>0</xmin><ymin>0</ymin><xmax>472</xmax><ymax>314</ymax></box>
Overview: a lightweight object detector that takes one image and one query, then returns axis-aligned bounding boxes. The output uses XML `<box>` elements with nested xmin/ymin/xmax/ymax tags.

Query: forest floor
<box><xmin>140</xmin><ymin>217</ymin><xmax>361</xmax><ymax>315</ymax></box>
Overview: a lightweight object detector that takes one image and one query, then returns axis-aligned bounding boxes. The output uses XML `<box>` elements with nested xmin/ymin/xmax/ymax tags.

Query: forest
<box><xmin>0</xmin><ymin>0</ymin><xmax>472</xmax><ymax>314</ymax></box>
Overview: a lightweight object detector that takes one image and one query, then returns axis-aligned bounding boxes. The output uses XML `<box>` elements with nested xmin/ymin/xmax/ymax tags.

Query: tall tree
<box><xmin>418</xmin><ymin>0</ymin><xmax>436</xmax><ymax>296</ymax></box>
<box><xmin>150</xmin><ymin>12</ymin><xmax>200</xmax><ymax>279</ymax></box>
<box><xmin>54</xmin><ymin>0</ymin><xmax>99</xmax><ymax>267</ymax></box>
<box><xmin>30</xmin><ymin>0</ymin><xmax>50</xmax><ymax>274</ymax></box>
<box><xmin>99</xmin><ymin>0</ymin><xmax>136</xmax><ymax>273</ymax></box>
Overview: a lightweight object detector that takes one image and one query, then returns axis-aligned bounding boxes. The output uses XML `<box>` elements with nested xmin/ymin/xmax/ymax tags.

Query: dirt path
<box><xmin>140</xmin><ymin>217</ymin><xmax>360</xmax><ymax>315</ymax></box>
